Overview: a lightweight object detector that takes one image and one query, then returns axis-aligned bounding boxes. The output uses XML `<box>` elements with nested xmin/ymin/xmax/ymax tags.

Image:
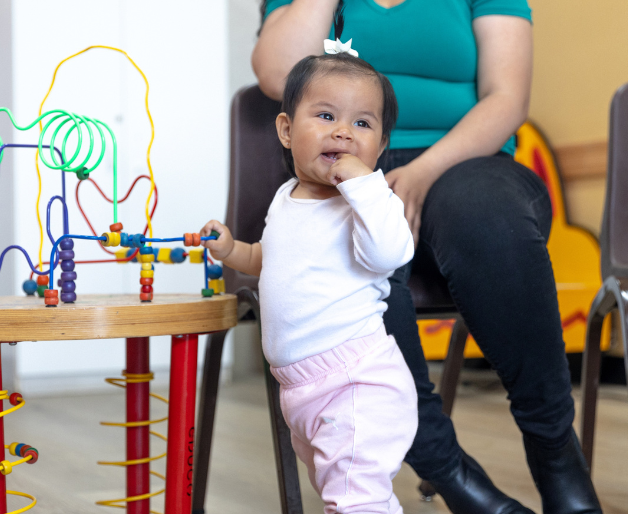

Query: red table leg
<box><xmin>0</xmin><ymin>343</ymin><xmax>6</xmax><ymax>514</ymax></box>
<box><xmin>127</xmin><ymin>337</ymin><xmax>151</xmax><ymax>514</ymax></box>
<box><xmin>165</xmin><ymin>334</ymin><xmax>198</xmax><ymax>514</ymax></box>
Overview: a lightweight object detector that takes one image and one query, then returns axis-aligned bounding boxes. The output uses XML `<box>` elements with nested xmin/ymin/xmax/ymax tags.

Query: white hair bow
<box><xmin>323</xmin><ymin>38</ymin><xmax>359</xmax><ymax>58</ymax></box>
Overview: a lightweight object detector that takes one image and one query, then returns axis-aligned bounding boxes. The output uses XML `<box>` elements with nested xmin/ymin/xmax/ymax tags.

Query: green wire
<box><xmin>0</xmin><ymin>107</ymin><xmax>119</xmax><ymax>223</ymax></box>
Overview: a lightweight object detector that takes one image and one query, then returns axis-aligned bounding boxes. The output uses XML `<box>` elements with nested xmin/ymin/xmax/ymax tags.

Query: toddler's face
<box><xmin>277</xmin><ymin>73</ymin><xmax>386</xmax><ymax>191</ymax></box>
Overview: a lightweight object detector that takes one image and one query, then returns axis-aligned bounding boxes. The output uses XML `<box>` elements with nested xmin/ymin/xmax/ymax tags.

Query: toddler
<box><xmin>202</xmin><ymin>46</ymin><xmax>417</xmax><ymax>514</ymax></box>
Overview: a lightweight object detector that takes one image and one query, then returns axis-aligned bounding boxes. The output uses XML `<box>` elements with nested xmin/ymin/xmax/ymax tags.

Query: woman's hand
<box><xmin>200</xmin><ymin>220</ymin><xmax>234</xmax><ymax>261</ymax></box>
<box><xmin>385</xmin><ymin>162</ymin><xmax>438</xmax><ymax>245</ymax></box>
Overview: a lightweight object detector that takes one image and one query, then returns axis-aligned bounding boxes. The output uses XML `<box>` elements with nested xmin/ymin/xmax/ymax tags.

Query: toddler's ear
<box><xmin>276</xmin><ymin>113</ymin><xmax>292</xmax><ymax>149</ymax></box>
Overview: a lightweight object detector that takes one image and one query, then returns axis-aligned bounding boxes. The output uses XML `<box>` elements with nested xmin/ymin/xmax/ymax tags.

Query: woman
<box><xmin>252</xmin><ymin>2</ymin><xmax>602</xmax><ymax>513</ymax></box>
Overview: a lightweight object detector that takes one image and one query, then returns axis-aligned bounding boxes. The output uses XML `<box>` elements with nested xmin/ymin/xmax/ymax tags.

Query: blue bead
<box><xmin>120</xmin><ymin>233</ymin><xmax>129</xmax><ymax>247</ymax></box>
<box><xmin>60</xmin><ymin>292</ymin><xmax>76</xmax><ymax>303</ymax></box>
<box><xmin>60</xmin><ymin>271</ymin><xmax>77</xmax><ymax>281</ymax></box>
<box><xmin>61</xmin><ymin>281</ymin><xmax>76</xmax><ymax>293</ymax></box>
<box><xmin>61</xmin><ymin>260</ymin><xmax>75</xmax><ymax>272</ymax></box>
<box><xmin>60</xmin><ymin>239</ymin><xmax>74</xmax><ymax>250</ymax></box>
<box><xmin>59</xmin><ymin>250</ymin><xmax>75</xmax><ymax>260</ymax></box>
<box><xmin>171</xmin><ymin>248</ymin><xmax>186</xmax><ymax>263</ymax></box>
<box><xmin>207</xmin><ymin>264</ymin><xmax>223</xmax><ymax>279</ymax></box>
<box><xmin>132</xmin><ymin>234</ymin><xmax>144</xmax><ymax>248</ymax></box>
<box><xmin>140</xmin><ymin>246</ymin><xmax>153</xmax><ymax>255</ymax></box>
<box><xmin>57</xmin><ymin>279</ymin><xmax>63</xmax><ymax>287</ymax></box>
<box><xmin>15</xmin><ymin>444</ymin><xmax>25</xmax><ymax>457</ymax></box>
<box><xmin>22</xmin><ymin>280</ymin><xmax>37</xmax><ymax>295</ymax></box>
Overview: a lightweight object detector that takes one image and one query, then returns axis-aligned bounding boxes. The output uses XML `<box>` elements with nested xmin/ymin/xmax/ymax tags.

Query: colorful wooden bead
<box><xmin>131</xmin><ymin>234</ymin><xmax>144</xmax><ymax>248</ymax></box>
<box><xmin>170</xmin><ymin>248</ymin><xmax>186</xmax><ymax>263</ymax></box>
<box><xmin>157</xmin><ymin>248</ymin><xmax>172</xmax><ymax>264</ymax></box>
<box><xmin>61</xmin><ymin>260</ymin><xmax>75</xmax><ymax>272</ymax></box>
<box><xmin>61</xmin><ymin>281</ymin><xmax>76</xmax><ymax>293</ymax></box>
<box><xmin>44</xmin><ymin>296</ymin><xmax>59</xmax><ymax>307</ymax></box>
<box><xmin>22</xmin><ymin>280</ymin><xmax>37</xmax><ymax>296</ymax></box>
<box><xmin>110</xmin><ymin>222</ymin><xmax>124</xmax><ymax>233</ymax></box>
<box><xmin>141</xmin><ymin>263</ymin><xmax>153</xmax><ymax>271</ymax></box>
<box><xmin>100</xmin><ymin>232</ymin><xmax>121</xmax><ymax>247</ymax></box>
<box><xmin>60</xmin><ymin>292</ymin><xmax>77</xmax><ymax>303</ymax></box>
<box><xmin>208</xmin><ymin>278</ymin><xmax>225</xmax><ymax>294</ymax></box>
<box><xmin>59</xmin><ymin>250</ymin><xmax>75</xmax><ymax>260</ymax></box>
<box><xmin>24</xmin><ymin>450</ymin><xmax>38</xmax><ymax>464</ymax></box>
<box><xmin>120</xmin><ymin>233</ymin><xmax>130</xmax><ymax>247</ymax></box>
<box><xmin>115</xmin><ymin>249</ymin><xmax>129</xmax><ymax>261</ymax></box>
<box><xmin>44</xmin><ymin>289</ymin><xmax>58</xmax><ymax>298</ymax></box>
<box><xmin>60</xmin><ymin>272</ymin><xmax>77</xmax><ymax>281</ymax></box>
<box><xmin>189</xmin><ymin>249</ymin><xmax>204</xmax><ymax>263</ymax></box>
<box><xmin>37</xmin><ymin>285</ymin><xmax>46</xmax><ymax>298</ymax></box>
<box><xmin>9</xmin><ymin>393</ymin><xmax>22</xmax><ymax>406</ymax></box>
<box><xmin>139</xmin><ymin>246</ymin><xmax>154</xmax><ymax>255</ymax></box>
<box><xmin>140</xmin><ymin>270</ymin><xmax>154</xmax><ymax>278</ymax></box>
<box><xmin>183</xmin><ymin>233</ymin><xmax>193</xmax><ymax>246</ymax></box>
<box><xmin>210</xmin><ymin>230</ymin><xmax>220</xmax><ymax>238</ymax></box>
<box><xmin>192</xmin><ymin>233</ymin><xmax>201</xmax><ymax>246</ymax></box>
<box><xmin>139</xmin><ymin>253</ymin><xmax>155</xmax><ymax>263</ymax></box>
<box><xmin>140</xmin><ymin>277</ymin><xmax>154</xmax><ymax>286</ymax></box>
<box><xmin>141</xmin><ymin>285</ymin><xmax>153</xmax><ymax>294</ymax></box>
<box><xmin>140</xmin><ymin>293</ymin><xmax>153</xmax><ymax>302</ymax></box>
<box><xmin>36</xmin><ymin>275</ymin><xmax>49</xmax><ymax>286</ymax></box>
<box><xmin>76</xmin><ymin>167</ymin><xmax>90</xmax><ymax>180</ymax></box>
<box><xmin>201</xmin><ymin>288</ymin><xmax>214</xmax><ymax>298</ymax></box>
<box><xmin>207</xmin><ymin>264</ymin><xmax>223</xmax><ymax>279</ymax></box>
<box><xmin>60</xmin><ymin>238</ymin><xmax>74</xmax><ymax>250</ymax></box>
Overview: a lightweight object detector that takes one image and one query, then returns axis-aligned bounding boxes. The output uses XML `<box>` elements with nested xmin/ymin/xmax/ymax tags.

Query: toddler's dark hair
<box><xmin>280</xmin><ymin>53</ymin><xmax>398</xmax><ymax>177</ymax></box>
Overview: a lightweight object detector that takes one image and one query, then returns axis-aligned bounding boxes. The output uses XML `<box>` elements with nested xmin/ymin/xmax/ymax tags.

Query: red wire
<box><xmin>75</xmin><ymin>175</ymin><xmax>158</xmax><ymax>255</ymax></box>
<box><xmin>29</xmin><ymin>248</ymin><xmax>141</xmax><ymax>280</ymax></box>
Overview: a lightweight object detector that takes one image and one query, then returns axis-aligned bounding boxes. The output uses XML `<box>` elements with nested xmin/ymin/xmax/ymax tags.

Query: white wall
<box><xmin>2</xmin><ymin>0</ymin><xmax>229</xmax><ymax>393</ymax></box>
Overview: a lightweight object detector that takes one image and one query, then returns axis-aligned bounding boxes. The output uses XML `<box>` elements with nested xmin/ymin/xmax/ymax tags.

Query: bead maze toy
<box><xmin>0</xmin><ymin>46</ymin><xmax>227</xmax><ymax>513</ymax></box>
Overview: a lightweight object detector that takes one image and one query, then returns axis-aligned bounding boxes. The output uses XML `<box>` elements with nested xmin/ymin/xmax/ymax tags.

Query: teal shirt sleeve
<box><xmin>471</xmin><ymin>0</ymin><xmax>532</xmax><ymax>21</ymax></box>
<box><xmin>264</xmin><ymin>0</ymin><xmax>292</xmax><ymax>19</ymax></box>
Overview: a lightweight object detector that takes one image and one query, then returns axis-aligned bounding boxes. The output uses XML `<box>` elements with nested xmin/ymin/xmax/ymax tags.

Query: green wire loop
<box><xmin>0</xmin><ymin>107</ymin><xmax>118</xmax><ymax>223</ymax></box>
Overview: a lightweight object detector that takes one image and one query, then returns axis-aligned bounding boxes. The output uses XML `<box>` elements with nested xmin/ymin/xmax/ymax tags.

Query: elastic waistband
<box><xmin>270</xmin><ymin>324</ymin><xmax>389</xmax><ymax>388</ymax></box>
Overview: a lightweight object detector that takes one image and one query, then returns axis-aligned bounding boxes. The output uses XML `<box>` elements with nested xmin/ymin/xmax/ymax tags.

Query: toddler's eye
<box><xmin>355</xmin><ymin>120</ymin><xmax>370</xmax><ymax>128</ymax></box>
<box><xmin>318</xmin><ymin>113</ymin><xmax>334</xmax><ymax>121</ymax></box>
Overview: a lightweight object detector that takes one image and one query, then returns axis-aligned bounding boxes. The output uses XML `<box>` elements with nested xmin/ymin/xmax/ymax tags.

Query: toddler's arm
<box><xmin>337</xmin><ymin>171</ymin><xmax>414</xmax><ymax>274</ymax></box>
<box><xmin>200</xmin><ymin>220</ymin><xmax>262</xmax><ymax>277</ymax></box>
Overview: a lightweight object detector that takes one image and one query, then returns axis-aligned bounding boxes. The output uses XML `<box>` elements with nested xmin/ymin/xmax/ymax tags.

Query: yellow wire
<box><xmin>98</xmin><ymin>370</ymin><xmax>167</xmax><ymax>512</ymax></box>
<box><xmin>0</xmin><ymin>391</ymin><xmax>25</xmax><ymax>418</ymax></box>
<box><xmin>5</xmin><ymin>490</ymin><xmax>36</xmax><ymax>514</ymax></box>
<box><xmin>35</xmin><ymin>45</ymin><xmax>157</xmax><ymax>269</ymax></box>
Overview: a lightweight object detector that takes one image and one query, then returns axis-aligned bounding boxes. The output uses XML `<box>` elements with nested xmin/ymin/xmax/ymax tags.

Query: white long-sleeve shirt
<box><xmin>259</xmin><ymin>170</ymin><xmax>414</xmax><ymax>367</ymax></box>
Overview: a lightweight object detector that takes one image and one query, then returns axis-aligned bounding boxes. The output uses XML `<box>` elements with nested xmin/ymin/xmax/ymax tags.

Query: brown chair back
<box><xmin>601</xmin><ymin>83</ymin><xmax>628</xmax><ymax>280</ymax></box>
<box><xmin>223</xmin><ymin>85</ymin><xmax>289</xmax><ymax>293</ymax></box>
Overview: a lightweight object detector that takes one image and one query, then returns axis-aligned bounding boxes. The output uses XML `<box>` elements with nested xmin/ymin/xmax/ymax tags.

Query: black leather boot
<box><xmin>428</xmin><ymin>451</ymin><xmax>537</xmax><ymax>514</ymax></box>
<box><xmin>523</xmin><ymin>429</ymin><xmax>603</xmax><ymax>514</ymax></box>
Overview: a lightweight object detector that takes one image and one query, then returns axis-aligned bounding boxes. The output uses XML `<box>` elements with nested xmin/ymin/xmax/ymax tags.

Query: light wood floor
<box><xmin>3</xmin><ymin>365</ymin><xmax>628</xmax><ymax>513</ymax></box>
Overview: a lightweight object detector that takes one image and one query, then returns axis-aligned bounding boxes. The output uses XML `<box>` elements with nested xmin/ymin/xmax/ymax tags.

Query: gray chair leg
<box><xmin>192</xmin><ymin>330</ymin><xmax>227</xmax><ymax>514</ymax></box>
<box><xmin>419</xmin><ymin>319</ymin><xmax>469</xmax><ymax>500</ymax></box>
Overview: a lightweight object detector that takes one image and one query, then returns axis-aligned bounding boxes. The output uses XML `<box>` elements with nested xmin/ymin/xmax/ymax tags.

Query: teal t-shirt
<box><xmin>264</xmin><ymin>0</ymin><xmax>532</xmax><ymax>154</ymax></box>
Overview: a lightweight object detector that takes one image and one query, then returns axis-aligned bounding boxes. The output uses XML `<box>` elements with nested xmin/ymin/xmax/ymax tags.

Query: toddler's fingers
<box><xmin>200</xmin><ymin>220</ymin><xmax>224</xmax><ymax>237</ymax></box>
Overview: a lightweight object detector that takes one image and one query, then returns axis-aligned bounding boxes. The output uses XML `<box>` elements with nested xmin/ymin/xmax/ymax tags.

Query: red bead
<box><xmin>18</xmin><ymin>445</ymin><xmax>31</xmax><ymax>457</ymax></box>
<box><xmin>140</xmin><ymin>293</ymin><xmax>153</xmax><ymax>302</ymax></box>
<box><xmin>141</xmin><ymin>285</ymin><xmax>153</xmax><ymax>294</ymax></box>
<box><xmin>24</xmin><ymin>450</ymin><xmax>38</xmax><ymax>464</ymax></box>
<box><xmin>192</xmin><ymin>233</ymin><xmax>201</xmax><ymax>246</ymax></box>
<box><xmin>9</xmin><ymin>393</ymin><xmax>22</xmax><ymax>406</ymax></box>
<box><xmin>43</xmin><ymin>289</ymin><xmax>58</xmax><ymax>298</ymax></box>
<box><xmin>140</xmin><ymin>277</ymin><xmax>154</xmax><ymax>286</ymax></box>
<box><xmin>109</xmin><ymin>222</ymin><xmax>123</xmax><ymax>233</ymax></box>
<box><xmin>183</xmin><ymin>233</ymin><xmax>193</xmax><ymax>246</ymax></box>
<box><xmin>45</xmin><ymin>297</ymin><xmax>59</xmax><ymax>306</ymax></box>
<box><xmin>37</xmin><ymin>275</ymin><xmax>49</xmax><ymax>286</ymax></box>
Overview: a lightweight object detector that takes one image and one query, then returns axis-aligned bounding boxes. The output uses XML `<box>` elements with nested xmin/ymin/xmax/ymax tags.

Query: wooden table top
<box><xmin>0</xmin><ymin>294</ymin><xmax>238</xmax><ymax>342</ymax></box>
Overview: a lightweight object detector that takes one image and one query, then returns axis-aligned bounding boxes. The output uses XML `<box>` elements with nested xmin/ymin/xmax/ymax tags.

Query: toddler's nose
<box><xmin>332</xmin><ymin>125</ymin><xmax>353</xmax><ymax>141</ymax></box>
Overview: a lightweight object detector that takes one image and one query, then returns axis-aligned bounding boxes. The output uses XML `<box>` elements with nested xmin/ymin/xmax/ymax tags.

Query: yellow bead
<box><xmin>208</xmin><ymin>278</ymin><xmax>225</xmax><ymax>294</ymax></box>
<box><xmin>8</xmin><ymin>442</ymin><xmax>18</xmax><ymax>456</ymax></box>
<box><xmin>157</xmin><ymin>248</ymin><xmax>173</xmax><ymax>264</ymax></box>
<box><xmin>140</xmin><ymin>270</ymin><xmax>154</xmax><ymax>278</ymax></box>
<box><xmin>0</xmin><ymin>460</ymin><xmax>12</xmax><ymax>475</ymax></box>
<box><xmin>139</xmin><ymin>253</ymin><xmax>155</xmax><ymax>263</ymax></box>
<box><xmin>189</xmin><ymin>249</ymin><xmax>204</xmax><ymax>264</ymax></box>
<box><xmin>141</xmin><ymin>263</ymin><xmax>153</xmax><ymax>271</ymax></box>
<box><xmin>115</xmin><ymin>249</ymin><xmax>128</xmax><ymax>262</ymax></box>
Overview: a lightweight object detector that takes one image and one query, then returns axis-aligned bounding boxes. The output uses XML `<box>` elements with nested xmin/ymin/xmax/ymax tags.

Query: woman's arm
<box><xmin>252</xmin><ymin>0</ymin><xmax>338</xmax><ymax>100</ymax></box>
<box><xmin>385</xmin><ymin>15</ymin><xmax>533</xmax><ymax>241</ymax></box>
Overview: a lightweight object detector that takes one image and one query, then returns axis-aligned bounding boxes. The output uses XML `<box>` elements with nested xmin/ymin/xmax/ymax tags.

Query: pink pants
<box><xmin>271</xmin><ymin>324</ymin><xmax>418</xmax><ymax>514</ymax></box>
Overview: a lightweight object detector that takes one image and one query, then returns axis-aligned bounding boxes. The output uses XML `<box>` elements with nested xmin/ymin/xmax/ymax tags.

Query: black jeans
<box><xmin>377</xmin><ymin>148</ymin><xmax>575</xmax><ymax>482</ymax></box>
